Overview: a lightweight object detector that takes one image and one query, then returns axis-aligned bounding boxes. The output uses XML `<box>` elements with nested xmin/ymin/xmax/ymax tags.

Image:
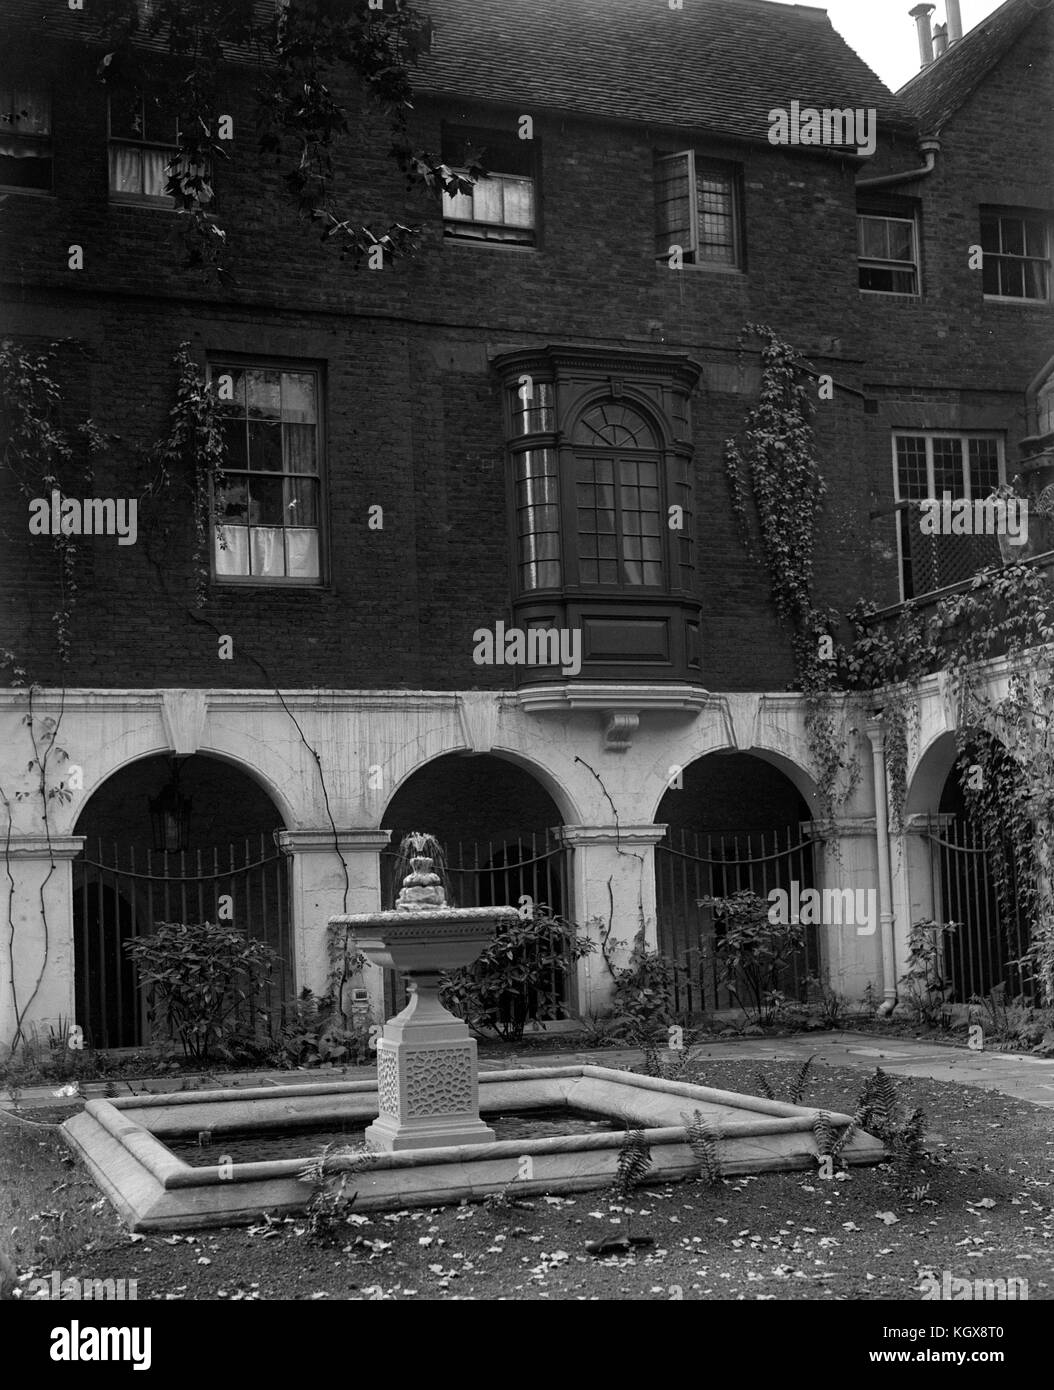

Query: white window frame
<box><xmin>858</xmin><ymin>212</ymin><xmax>920</xmax><ymax>296</ymax></box>
<box><xmin>980</xmin><ymin>208</ymin><xmax>1052</xmax><ymax>304</ymax></box>
<box><xmin>654</xmin><ymin>151</ymin><xmax>742</xmax><ymax>271</ymax></box>
<box><xmin>891</xmin><ymin>431</ymin><xmax>1006</xmax><ymax>601</ymax></box>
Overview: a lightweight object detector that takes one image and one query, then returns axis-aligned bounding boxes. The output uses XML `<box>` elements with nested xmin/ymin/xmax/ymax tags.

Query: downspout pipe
<box><xmin>866</xmin><ymin>718</ymin><xmax>898</xmax><ymax>1012</ymax></box>
<box><xmin>857</xmin><ymin>136</ymin><xmax>941</xmax><ymax>191</ymax></box>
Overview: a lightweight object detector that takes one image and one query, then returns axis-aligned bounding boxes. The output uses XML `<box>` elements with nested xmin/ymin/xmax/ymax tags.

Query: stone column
<box><xmin>0</xmin><ymin>835</ymin><xmax>84</xmax><ymax>1048</ymax></box>
<box><xmin>277</xmin><ymin>829</ymin><xmax>391</xmax><ymax>1023</ymax></box>
<box><xmin>557</xmin><ymin>824</ymin><xmax>668</xmax><ymax>1019</ymax></box>
<box><xmin>802</xmin><ymin>817</ymin><xmax>882</xmax><ymax>1002</ymax></box>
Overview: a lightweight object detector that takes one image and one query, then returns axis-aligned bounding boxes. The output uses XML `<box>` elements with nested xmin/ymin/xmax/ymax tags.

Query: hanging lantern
<box><xmin>149</xmin><ymin>760</ymin><xmax>192</xmax><ymax>853</ymax></box>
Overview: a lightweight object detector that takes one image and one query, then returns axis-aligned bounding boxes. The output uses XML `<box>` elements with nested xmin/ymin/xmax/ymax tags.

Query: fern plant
<box><xmin>684</xmin><ymin>1111</ymin><xmax>723</xmax><ymax>1185</ymax></box>
<box><xmin>299</xmin><ymin>1142</ymin><xmax>375</xmax><ymax>1243</ymax></box>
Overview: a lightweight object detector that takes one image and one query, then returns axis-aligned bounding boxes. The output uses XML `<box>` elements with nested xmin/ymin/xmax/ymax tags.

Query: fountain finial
<box><xmin>394</xmin><ymin>832</ymin><xmax>450</xmax><ymax>912</ymax></box>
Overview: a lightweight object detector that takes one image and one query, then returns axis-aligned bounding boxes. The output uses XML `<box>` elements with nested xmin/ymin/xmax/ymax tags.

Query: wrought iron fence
<box><xmin>655</xmin><ymin>826</ymin><xmax>821</xmax><ymax>1014</ymax></box>
<box><xmin>72</xmin><ymin>835</ymin><xmax>291</xmax><ymax>1049</ymax></box>
<box><xmin>922</xmin><ymin>815</ymin><xmax>1032</xmax><ymax>1002</ymax></box>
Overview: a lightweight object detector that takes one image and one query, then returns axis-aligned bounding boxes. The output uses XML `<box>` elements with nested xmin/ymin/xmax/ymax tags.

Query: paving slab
<box><xmin>5</xmin><ymin>1032</ymin><xmax>1054</xmax><ymax>1110</ymax></box>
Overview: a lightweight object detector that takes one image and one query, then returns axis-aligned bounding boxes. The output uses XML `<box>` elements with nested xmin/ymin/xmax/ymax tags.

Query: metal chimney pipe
<box><xmin>910</xmin><ymin>3</ymin><xmax>937</xmax><ymax>66</ymax></box>
<box><xmin>933</xmin><ymin>21</ymin><xmax>949</xmax><ymax>57</ymax></box>
<box><xmin>946</xmin><ymin>0</ymin><xmax>963</xmax><ymax>43</ymax></box>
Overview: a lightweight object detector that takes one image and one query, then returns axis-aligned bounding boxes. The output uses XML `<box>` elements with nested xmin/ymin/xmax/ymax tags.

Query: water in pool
<box><xmin>165</xmin><ymin>1107</ymin><xmax>619</xmax><ymax>1166</ymax></box>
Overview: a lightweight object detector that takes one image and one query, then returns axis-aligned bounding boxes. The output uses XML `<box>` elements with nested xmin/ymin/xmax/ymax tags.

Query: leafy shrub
<box><xmin>125</xmin><ymin>920</ymin><xmax>278</xmax><ymax>1065</ymax></box>
<box><xmin>440</xmin><ymin>905</ymin><xmax>594</xmax><ymax>1040</ymax></box>
<box><xmin>899</xmin><ymin>918</ymin><xmax>958</xmax><ymax>1029</ymax></box>
<box><xmin>699</xmin><ymin>890</ymin><xmax>806</xmax><ymax>1024</ymax></box>
<box><xmin>608</xmin><ymin>936</ymin><xmax>684</xmax><ymax>1041</ymax></box>
<box><xmin>267</xmin><ymin>988</ymin><xmax>373</xmax><ymax>1068</ymax></box>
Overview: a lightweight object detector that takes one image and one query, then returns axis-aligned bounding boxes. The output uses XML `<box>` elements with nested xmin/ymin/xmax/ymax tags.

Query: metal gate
<box><xmin>379</xmin><ymin>829</ymin><xmax>574</xmax><ymax>1021</ymax></box>
<box><xmin>923</xmin><ymin>816</ymin><xmax>1032</xmax><ymax>1001</ymax></box>
<box><xmin>655</xmin><ymin>826</ymin><xmax>821</xmax><ymax>1014</ymax></box>
<box><xmin>73</xmin><ymin>835</ymin><xmax>292</xmax><ymax>1049</ymax></box>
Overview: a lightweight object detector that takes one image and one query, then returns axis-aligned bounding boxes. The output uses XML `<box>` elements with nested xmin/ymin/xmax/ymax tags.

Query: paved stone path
<box><xmin>479</xmin><ymin>1032</ymin><xmax>1054</xmax><ymax>1109</ymax></box>
<box><xmin>5</xmin><ymin>1032</ymin><xmax>1054</xmax><ymax>1110</ymax></box>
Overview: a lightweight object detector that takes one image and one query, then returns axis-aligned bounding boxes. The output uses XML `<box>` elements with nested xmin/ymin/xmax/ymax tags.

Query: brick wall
<box><xmin>2</xmin><ymin>15</ymin><xmax>1051</xmax><ymax>692</ymax></box>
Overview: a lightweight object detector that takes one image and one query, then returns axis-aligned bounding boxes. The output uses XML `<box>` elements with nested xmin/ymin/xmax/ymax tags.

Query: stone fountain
<box><xmin>328</xmin><ymin>833</ymin><xmax>518</xmax><ymax>1151</ymax></box>
<box><xmin>62</xmin><ymin>831</ymin><xmax>887</xmax><ymax>1230</ymax></box>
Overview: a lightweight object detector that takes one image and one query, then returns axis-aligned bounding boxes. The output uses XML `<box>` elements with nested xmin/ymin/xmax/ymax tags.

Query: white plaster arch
<box><xmin>69</xmin><ymin>744</ymin><xmax>295</xmax><ymax>833</ymax></box>
<box><xmin>905</xmin><ymin>730</ymin><xmax>958</xmax><ymax>818</ymax></box>
<box><xmin>377</xmin><ymin>743</ymin><xmax>583</xmax><ymax>830</ymax></box>
<box><xmin>644</xmin><ymin>738</ymin><xmax>819</xmax><ymax>824</ymax></box>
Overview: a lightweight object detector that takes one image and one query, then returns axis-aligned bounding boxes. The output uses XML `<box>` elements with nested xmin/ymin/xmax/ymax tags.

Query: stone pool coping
<box><xmin>63</xmin><ymin>1065</ymin><xmax>886</xmax><ymax>1230</ymax></box>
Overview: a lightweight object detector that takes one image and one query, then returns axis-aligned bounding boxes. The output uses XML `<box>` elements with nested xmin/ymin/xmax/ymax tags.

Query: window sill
<box><xmin>443</xmin><ymin>233</ymin><xmax>537</xmax><ymax>251</ymax></box>
<box><xmin>654</xmin><ymin>260</ymin><xmax>745</xmax><ymax>276</ymax></box>
<box><xmin>0</xmin><ymin>185</ymin><xmax>55</xmax><ymax>199</ymax></box>
<box><xmin>209</xmin><ymin>579</ymin><xmax>330</xmax><ymax>593</ymax></box>
<box><xmin>983</xmin><ymin>294</ymin><xmax>1051</xmax><ymax>307</ymax></box>
<box><xmin>859</xmin><ymin>289</ymin><xmax>921</xmax><ymax>299</ymax></box>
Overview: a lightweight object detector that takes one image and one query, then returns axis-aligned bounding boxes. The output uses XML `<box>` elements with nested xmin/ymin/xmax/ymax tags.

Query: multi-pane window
<box><xmin>574</xmin><ymin>405</ymin><xmax>663</xmax><ymax>586</ymax></box>
<box><xmin>980</xmin><ymin>209</ymin><xmax>1051</xmax><ymax>301</ymax></box>
<box><xmin>893</xmin><ymin>432</ymin><xmax>1005</xmax><ymax>599</ymax></box>
<box><xmin>858</xmin><ymin>211</ymin><xmax>919</xmax><ymax>294</ymax></box>
<box><xmin>108</xmin><ymin>88</ymin><xmax>209</xmax><ymax>205</ymax></box>
<box><xmin>441</xmin><ymin>124</ymin><xmax>536</xmax><ymax>245</ymax></box>
<box><xmin>0</xmin><ymin>87</ymin><xmax>52</xmax><ymax>191</ymax></box>
<box><xmin>210</xmin><ymin>364</ymin><xmax>323</xmax><ymax>584</ymax></box>
<box><xmin>655</xmin><ymin>153</ymin><xmax>742</xmax><ymax>267</ymax></box>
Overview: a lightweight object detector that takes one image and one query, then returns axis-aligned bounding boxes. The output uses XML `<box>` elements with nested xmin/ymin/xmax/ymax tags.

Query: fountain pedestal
<box><xmin>368</xmin><ymin>965</ymin><xmax>494</xmax><ymax>1151</ymax></box>
<box><xmin>331</xmin><ymin>851</ymin><xmax>517</xmax><ymax>1152</ymax></box>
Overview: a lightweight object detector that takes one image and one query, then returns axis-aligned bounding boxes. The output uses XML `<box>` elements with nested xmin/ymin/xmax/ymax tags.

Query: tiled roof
<box><xmin>898</xmin><ymin>0</ymin><xmax>1053</xmax><ymax>132</ymax></box>
<box><xmin>416</xmin><ymin>0</ymin><xmax>916</xmax><ymax>142</ymax></box>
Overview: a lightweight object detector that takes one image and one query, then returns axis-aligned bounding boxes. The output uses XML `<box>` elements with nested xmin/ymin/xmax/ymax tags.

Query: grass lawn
<box><xmin>2</xmin><ymin>1058</ymin><xmax>1052</xmax><ymax>1301</ymax></box>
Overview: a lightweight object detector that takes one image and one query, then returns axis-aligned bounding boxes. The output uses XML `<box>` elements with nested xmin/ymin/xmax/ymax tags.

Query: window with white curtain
<box><xmin>108</xmin><ymin>87</ymin><xmax>209</xmax><ymax>205</ymax></box>
<box><xmin>210</xmin><ymin>363</ymin><xmax>324</xmax><ymax>585</ymax></box>
<box><xmin>0</xmin><ymin>87</ymin><xmax>52</xmax><ymax>191</ymax></box>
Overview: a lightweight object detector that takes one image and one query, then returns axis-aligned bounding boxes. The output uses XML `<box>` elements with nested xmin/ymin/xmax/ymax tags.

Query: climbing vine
<box><xmin>724</xmin><ymin>324</ymin><xmax>857</xmax><ymax>827</ymax></box>
<box><xmin>92</xmin><ymin>0</ymin><xmax>480</xmax><ymax>281</ymax></box>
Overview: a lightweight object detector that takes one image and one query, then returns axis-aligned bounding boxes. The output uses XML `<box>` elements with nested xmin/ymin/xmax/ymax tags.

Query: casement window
<box><xmin>654</xmin><ymin>153</ymin><xmax>742</xmax><ymax>268</ymax></box>
<box><xmin>980</xmin><ymin>209</ymin><xmax>1051</xmax><ymax>302</ymax></box>
<box><xmin>0</xmin><ymin>87</ymin><xmax>52</xmax><ymax>192</ymax></box>
<box><xmin>441</xmin><ymin>124</ymin><xmax>536</xmax><ymax>246</ymax></box>
<box><xmin>892</xmin><ymin>432</ymin><xmax>1006</xmax><ymax>599</ymax></box>
<box><xmin>108</xmin><ymin>88</ymin><xmax>210</xmax><ymax>206</ymax></box>
<box><xmin>210</xmin><ymin>363</ymin><xmax>323</xmax><ymax>585</ymax></box>
<box><xmin>497</xmin><ymin>347</ymin><xmax>701</xmax><ymax>684</ymax></box>
<box><xmin>858</xmin><ymin>198</ymin><xmax>920</xmax><ymax>294</ymax></box>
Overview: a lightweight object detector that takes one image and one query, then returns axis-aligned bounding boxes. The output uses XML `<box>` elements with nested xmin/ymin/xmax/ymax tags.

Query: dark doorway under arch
<box><xmin>73</xmin><ymin>754</ymin><xmax>289</xmax><ymax>1049</ymax></box>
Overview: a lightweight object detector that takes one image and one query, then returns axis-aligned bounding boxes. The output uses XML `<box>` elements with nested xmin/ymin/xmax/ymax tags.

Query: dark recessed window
<box><xmin>980</xmin><ymin>208</ymin><xmax>1051</xmax><ymax>302</ymax></box>
<box><xmin>858</xmin><ymin>198</ymin><xmax>920</xmax><ymax>295</ymax></box>
<box><xmin>209</xmin><ymin>363</ymin><xmax>324</xmax><ymax>585</ymax></box>
<box><xmin>0</xmin><ymin>87</ymin><xmax>52</xmax><ymax>192</ymax></box>
<box><xmin>441</xmin><ymin>123</ymin><xmax>537</xmax><ymax>246</ymax></box>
